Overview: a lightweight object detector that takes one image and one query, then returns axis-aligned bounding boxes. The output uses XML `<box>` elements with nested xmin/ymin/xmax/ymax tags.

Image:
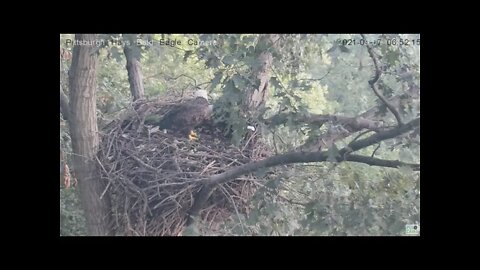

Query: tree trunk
<box><xmin>243</xmin><ymin>34</ymin><xmax>279</xmax><ymax>113</ymax></box>
<box><xmin>68</xmin><ymin>34</ymin><xmax>112</xmax><ymax>235</ymax></box>
<box><xmin>123</xmin><ymin>35</ymin><xmax>145</xmax><ymax>101</ymax></box>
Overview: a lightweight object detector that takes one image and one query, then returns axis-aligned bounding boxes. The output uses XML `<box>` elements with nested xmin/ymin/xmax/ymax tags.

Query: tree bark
<box><xmin>123</xmin><ymin>35</ymin><xmax>145</xmax><ymax>101</ymax></box>
<box><xmin>60</xmin><ymin>85</ymin><xmax>70</xmax><ymax>121</ymax></box>
<box><xmin>243</xmin><ymin>34</ymin><xmax>279</xmax><ymax>113</ymax></box>
<box><xmin>68</xmin><ymin>34</ymin><xmax>112</xmax><ymax>235</ymax></box>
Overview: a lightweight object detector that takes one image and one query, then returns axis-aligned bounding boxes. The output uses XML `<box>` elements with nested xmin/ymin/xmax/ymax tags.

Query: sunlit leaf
<box><xmin>110</xmin><ymin>47</ymin><xmax>123</xmax><ymax>62</ymax></box>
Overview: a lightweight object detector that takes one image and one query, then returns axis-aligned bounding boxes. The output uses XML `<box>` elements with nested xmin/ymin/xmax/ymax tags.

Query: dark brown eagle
<box><xmin>158</xmin><ymin>90</ymin><xmax>213</xmax><ymax>140</ymax></box>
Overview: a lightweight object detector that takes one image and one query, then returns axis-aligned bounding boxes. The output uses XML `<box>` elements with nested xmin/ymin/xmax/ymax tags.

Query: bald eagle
<box><xmin>158</xmin><ymin>90</ymin><xmax>213</xmax><ymax>140</ymax></box>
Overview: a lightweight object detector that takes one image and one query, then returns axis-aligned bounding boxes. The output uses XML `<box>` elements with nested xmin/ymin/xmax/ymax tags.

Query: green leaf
<box><xmin>270</xmin><ymin>77</ymin><xmax>282</xmax><ymax>89</ymax></box>
<box><xmin>144</xmin><ymin>115</ymin><xmax>161</xmax><ymax>125</ymax></box>
<box><xmin>223</xmin><ymin>79</ymin><xmax>238</xmax><ymax>95</ymax></box>
<box><xmin>255</xmin><ymin>40</ymin><xmax>268</xmax><ymax>52</ymax></box>
<box><xmin>298</xmin><ymin>105</ymin><xmax>311</xmax><ymax>117</ymax></box>
<box><xmin>385</xmin><ymin>49</ymin><xmax>401</xmax><ymax>65</ymax></box>
<box><xmin>206</xmin><ymin>56</ymin><xmax>221</xmax><ymax>68</ymax></box>
<box><xmin>304</xmin><ymin>201</ymin><xmax>316</xmax><ymax>214</ymax></box>
<box><xmin>231</xmin><ymin>129</ymin><xmax>244</xmax><ymax>146</ymax></box>
<box><xmin>222</xmin><ymin>55</ymin><xmax>235</xmax><ymax>66</ymax></box>
<box><xmin>210</xmin><ymin>72</ymin><xmax>223</xmax><ymax>90</ymax></box>
<box><xmin>289</xmin><ymin>80</ymin><xmax>300</xmax><ymax>89</ymax></box>
<box><xmin>232</xmin><ymin>74</ymin><xmax>246</xmax><ymax>90</ymax></box>
<box><xmin>183</xmin><ymin>50</ymin><xmax>193</xmax><ymax>62</ymax></box>
<box><xmin>247</xmin><ymin>46</ymin><xmax>255</xmax><ymax>56</ymax></box>
<box><xmin>299</xmin><ymin>81</ymin><xmax>312</xmax><ymax>91</ymax></box>
<box><xmin>110</xmin><ymin>47</ymin><xmax>123</xmax><ymax>62</ymax></box>
<box><xmin>280</xmin><ymin>96</ymin><xmax>293</xmax><ymax>109</ymax></box>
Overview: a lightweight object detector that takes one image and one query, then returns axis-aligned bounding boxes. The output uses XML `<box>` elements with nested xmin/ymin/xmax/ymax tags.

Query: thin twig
<box><xmin>361</xmin><ymin>34</ymin><xmax>403</xmax><ymax>126</ymax></box>
<box><xmin>371</xmin><ymin>143</ymin><xmax>381</xmax><ymax>157</ymax></box>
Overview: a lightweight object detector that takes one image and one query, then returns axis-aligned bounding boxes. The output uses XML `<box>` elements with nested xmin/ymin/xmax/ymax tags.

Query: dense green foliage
<box><xmin>60</xmin><ymin>34</ymin><xmax>420</xmax><ymax>236</ymax></box>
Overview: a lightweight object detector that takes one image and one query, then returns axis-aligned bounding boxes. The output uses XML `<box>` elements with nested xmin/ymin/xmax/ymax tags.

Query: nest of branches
<box><xmin>97</xmin><ymin>98</ymin><xmax>270</xmax><ymax>236</ymax></box>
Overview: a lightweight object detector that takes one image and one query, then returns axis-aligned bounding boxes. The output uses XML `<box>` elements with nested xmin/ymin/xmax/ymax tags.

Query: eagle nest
<box><xmin>98</xmin><ymin>98</ymin><xmax>270</xmax><ymax>236</ymax></box>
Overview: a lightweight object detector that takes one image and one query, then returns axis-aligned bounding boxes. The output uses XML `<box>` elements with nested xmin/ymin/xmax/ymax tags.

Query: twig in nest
<box><xmin>99</xmin><ymin>98</ymin><xmax>267</xmax><ymax>235</ymax></box>
<box><xmin>218</xmin><ymin>184</ymin><xmax>246</xmax><ymax>235</ymax></box>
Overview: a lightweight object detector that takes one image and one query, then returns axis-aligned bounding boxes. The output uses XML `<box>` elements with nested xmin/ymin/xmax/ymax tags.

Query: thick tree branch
<box><xmin>361</xmin><ymin>34</ymin><xmax>403</xmax><ymax>126</ymax></box>
<box><xmin>345</xmin><ymin>155</ymin><xmax>419</xmax><ymax>171</ymax></box>
<box><xmin>60</xmin><ymin>85</ymin><xmax>70</xmax><ymax>121</ymax></box>
<box><xmin>123</xmin><ymin>34</ymin><xmax>145</xmax><ymax>101</ymax></box>
<box><xmin>265</xmin><ymin>88</ymin><xmax>419</xmax><ymax>152</ymax></box>
<box><xmin>187</xmin><ymin>117</ymin><xmax>420</xmax><ymax>225</ymax></box>
<box><xmin>341</xmin><ymin>118</ymin><xmax>419</xmax><ymax>155</ymax></box>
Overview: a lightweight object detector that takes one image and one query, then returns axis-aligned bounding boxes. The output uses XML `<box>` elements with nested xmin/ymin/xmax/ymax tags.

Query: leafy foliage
<box><xmin>60</xmin><ymin>187</ymin><xmax>87</xmax><ymax>236</ymax></box>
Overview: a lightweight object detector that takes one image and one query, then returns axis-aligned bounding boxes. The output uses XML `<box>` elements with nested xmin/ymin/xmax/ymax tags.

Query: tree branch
<box><xmin>266</xmin><ymin>89</ymin><xmax>419</xmax><ymax>152</ymax></box>
<box><xmin>371</xmin><ymin>143</ymin><xmax>381</xmax><ymax>157</ymax></box>
<box><xmin>345</xmin><ymin>155</ymin><xmax>419</xmax><ymax>171</ymax></box>
<box><xmin>340</xmin><ymin>118</ymin><xmax>419</xmax><ymax>155</ymax></box>
<box><xmin>187</xmin><ymin>117</ymin><xmax>420</xmax><ymax>225</ymax></box>
<box><xmin>361</xmin><ymin>34</ymin><xmax>403</xmax><ymax>126</ymax></box>
<box><xmin>60</xmin><ymin>84</ymin><xmax>70</xmax><ymax>121</ymax></box>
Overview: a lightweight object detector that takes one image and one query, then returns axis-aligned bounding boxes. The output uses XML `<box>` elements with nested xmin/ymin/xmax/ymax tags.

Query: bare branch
<box><xmin>371</xmin><ymin>143</ymin><xmax>381</xmax><ymax>157</ymax></box>
<box><xmin>361</xmin><ymin>34</ymin><xmax>403</xmax><ymax>126</ymax></box>
<box><xmin>187</xmin><ymin>118</ymin><xmax>420</xmax><ymax>224</ymax></box>
<box><xmin>341</xmin><ymin>118</ymin><xmax>419</xmax><ymax>155</ymax></box>
<box><xmin>297</xmin><ymin>69</ymin><xmax>331</xmax><ymax>82</ymax></box>
<box><xmin>345</xmin><ymin>155</ymin><xmax>419</xmax><ymax>171</ymax></box>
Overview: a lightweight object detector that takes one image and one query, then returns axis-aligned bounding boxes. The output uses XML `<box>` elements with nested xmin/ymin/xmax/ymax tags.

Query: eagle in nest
<box><xmin>158</xmin><ymin>90</ymin><xmax>213</xmax><ymax>140</ymax></box>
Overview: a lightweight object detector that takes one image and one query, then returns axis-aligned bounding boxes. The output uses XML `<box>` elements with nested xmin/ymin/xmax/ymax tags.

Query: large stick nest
<box><xmin>98</xmin><ymin>97</ymin><xmax>270</xmax><ymax>236</ymax></box>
